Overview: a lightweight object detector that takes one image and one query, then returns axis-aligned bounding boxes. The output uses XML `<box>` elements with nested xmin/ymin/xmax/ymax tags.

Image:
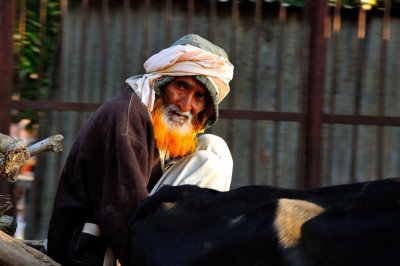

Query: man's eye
<box><xmin>195</xmin><ymin>93</ymin><xmax>205</xmax><ymax>100</ymax></box>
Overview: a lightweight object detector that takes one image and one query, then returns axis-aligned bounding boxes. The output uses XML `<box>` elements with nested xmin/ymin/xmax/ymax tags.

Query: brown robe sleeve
<box><xmin>47</xmin><ymin>89</ymin><xmax>161</xmax><ymax>265</ymax></box>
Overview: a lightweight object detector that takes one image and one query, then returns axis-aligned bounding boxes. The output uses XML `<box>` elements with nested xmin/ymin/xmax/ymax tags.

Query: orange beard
<box><xmin>151</xmin><ymin>99</ymin><xmax>205</xmax><ymax>158</ymax></box>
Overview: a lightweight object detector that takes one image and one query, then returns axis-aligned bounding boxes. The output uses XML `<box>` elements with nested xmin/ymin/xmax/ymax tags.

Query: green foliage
<box><xmin>13</xmin><ymin>0</ymin><xmax>60</xmax><ymax>124</ymax></box>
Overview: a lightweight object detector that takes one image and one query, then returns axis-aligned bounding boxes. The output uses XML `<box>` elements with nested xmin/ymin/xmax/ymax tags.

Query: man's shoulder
<box><xmin>98</xmin><ymin>88</ymin><xmax>145</xmax><ymax>113</ymax></box>
<box><xmin>90</xmin><ymin>87</ymin><xmax>150</xmax><ymax>128</ymax></box>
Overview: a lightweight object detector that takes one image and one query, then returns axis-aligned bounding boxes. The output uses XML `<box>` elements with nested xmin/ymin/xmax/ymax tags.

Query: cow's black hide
<box><xmin>127</xmin><ymin>178</ymin><xmax>400</xmax><ymax>266</ymax></box>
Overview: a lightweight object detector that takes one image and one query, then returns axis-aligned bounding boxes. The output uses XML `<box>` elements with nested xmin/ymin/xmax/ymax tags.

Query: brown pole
<box><xmin>303</xmin><ymin>0</ymin><xmax>327</xmax><ymax>188</ymax></box>
<box><xmin>0</xmin><ymin>0</ymin><xmax>14</xmax><ymax>135</ymax></box>
<box><xmin>0</xmin><ymin>0</ymin><xmax>15</xmax><ymax>195</ymax></box>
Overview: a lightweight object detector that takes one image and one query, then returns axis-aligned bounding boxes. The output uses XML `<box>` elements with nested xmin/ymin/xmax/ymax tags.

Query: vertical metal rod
<box><xmin>296</xmin><ymin>2</ymin><xmax>309</xmax><ymax>189</ymax></box>
<box><xmin>141</xmin><ymin>0</ymin><xmax>151</xmax><ymax>64</ymax></box>
<box><xmin>0</xmin><ymin>0</ymin><xmax>15</xmax><ymax>196</ymax></box>
<box><xmin>209</xmin><ymin>0</ymin><xmax>217</xmax><ymax>42</ymax></box>
<box><xmin>76</xmin><ymin>0</ymin><xmax>89</xmax><ymax>129</ymax></box>
<box><xmin>0</xmin><ymin>0</ymin><xmax>14</xmax><ymax>132</ymax></box>
<box><xmin>351</xmin><ymin>7</ymin><xmax>367</xmax><ymax>183</ymax></box>
<box><xmin>5</xmin><ymin>0</ymin><xmax>19</xmax><ymax>217</ymax></box>
<box><xmin>227</xmin><ymin>0</ymin><xmax>239</xmax><ymax>152</ymax></box>
<box><xmin>37</xmin><ymin>0</ymin><xmax>48</xmax><ymax>100</ymax></box>
<box><xmin>100</xmin><ymin>0</ymin><xmax>109</xmax><ymax>102</ymax></box>
<box><xmin>187</xmin><ymin>0</ymin><xmax>194</xmax><ymax>33</ymax></box>
<box><xmin>164</xmin><ymin>0</ymin><xmax>173</xmax><ymax>47</ymax></box>
<box><xmin>272</xmin><ymin>1</ymin><xmax>286</xmax><ymax>186</ymax></box>
<box><xmin>32</xmin><ymin>0</ymin><xmax>49</xmax><ymax>237</ymax></box>
<box><xmin>326</xmin><ymin>0</ymin><xmax>341</xmax><ymax>185</ymax></box>
<box><xmin>54</xmin><ymin>0</ymin><xmax>68</xmax><ymax>198</ymax></box>
<box><xmin>377</xmin><ymin>0</ymin><xmax>391</xmax><ymax>179</ymax></box>
<box><xmin>249</xmin><ymin>0</ymin><xmax>261</xmax><ymax>185</ymax></box>
<box><xmin>121</xmin><ymin>0</ymin><xmax>130</xmax><ymax>81</ymax></box>
<box><xmin>303</xmin><ymin>0</ymin><xmax>327</xmax><ymax>188</ymax></box>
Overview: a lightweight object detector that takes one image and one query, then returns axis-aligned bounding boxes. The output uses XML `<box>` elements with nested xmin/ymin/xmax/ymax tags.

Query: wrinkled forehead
<box><xmin>173</xmin><ymin>77</ymin><xmax>208</xmax><ymax>93</ymax></box>
<box><xmin>155</xmin><ymin>76</ymin><xmax>210</xmax><ymax>98</ymax></box>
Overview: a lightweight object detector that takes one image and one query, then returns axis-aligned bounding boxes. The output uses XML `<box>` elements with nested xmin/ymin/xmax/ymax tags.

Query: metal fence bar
<box><xmin>0</xmin><ymin>0</ymin><xmax>14</xmax><ymax>135</ymax></box>
<box><xmin>351</xmin><ymin>7</ymin><xmax>367</xmax><ymax>183</ymax></box>
<box><xmin>0</xmin><ymin>0</ymin><xmax>15</xmax><ymax>195</ymax></box>
<box><xmin>12</xmin><ymin>99</ymin><xmax>400</xmax><ymax>126</ymax></box>
<box><xmin>303</xmin><ymin>0</ymin><xmax>328</xmax><ymax>188</ymax></box>
<box><xmin>249</xmin><ymin>0</ymin><xmax>262</xmax><ymax>185</ymax></box>
<box><xmin>322</xmin><ymin>114</ymin><xmax>400</xmax><ymax>126</ymax></box>
<box><xmin>54</xmin><ymin>0</ymin><xmax>68</xmax><ymax>193</ymax></box>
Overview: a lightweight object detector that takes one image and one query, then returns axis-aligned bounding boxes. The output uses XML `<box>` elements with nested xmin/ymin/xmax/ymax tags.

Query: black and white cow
<box><xmin>127</xmin><ymin>178</ymin><xmax>400</xmax><ymax>266</ymax></box>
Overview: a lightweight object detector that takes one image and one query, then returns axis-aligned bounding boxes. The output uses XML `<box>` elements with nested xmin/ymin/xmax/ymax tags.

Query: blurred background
<box><xmin>0</xmin><ymin>0</ymin><xmax>400</xmax><ymax>240</ymax></box>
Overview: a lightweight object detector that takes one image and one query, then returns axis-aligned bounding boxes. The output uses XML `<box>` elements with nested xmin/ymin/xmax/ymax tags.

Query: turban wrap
<box><xmin>126</xmin><ymin>34</ymin><xmax>234</xmax><ymax>129</ymax></box>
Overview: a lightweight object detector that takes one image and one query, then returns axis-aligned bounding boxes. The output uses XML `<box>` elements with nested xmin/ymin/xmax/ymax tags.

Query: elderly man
<box><xmin>47</xmin><ymin>34</ymin><xmax>234</xmax><ymax>265</ymax></box>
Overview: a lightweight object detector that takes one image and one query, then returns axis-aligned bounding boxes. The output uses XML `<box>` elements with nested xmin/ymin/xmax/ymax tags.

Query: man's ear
<box><xmin>201</xmin><ymin>103</ymin><xmax>215</xmax><ymax>123</ymax></box>
<box><xmin>155</xmin><ymin>86</ymin><xmax>165</xmax><ymax>100</ymax></box>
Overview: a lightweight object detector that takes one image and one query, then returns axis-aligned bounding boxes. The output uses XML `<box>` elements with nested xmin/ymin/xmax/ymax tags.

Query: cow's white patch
<box><xmin>161</xmin><ymin>202</ymin><xmax>176</xmax><ymax>211</ymax></box>
<box><xmin>274</xmin><ymin>198</ymin><xmax>324</xmax><ymax>248</ymax></box>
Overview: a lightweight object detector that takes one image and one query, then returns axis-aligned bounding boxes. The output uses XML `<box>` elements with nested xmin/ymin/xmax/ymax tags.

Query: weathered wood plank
<box><xmin>0</xmin><ymin>230</ymin><xmax>60</xmax><ymax>266</ymax></box>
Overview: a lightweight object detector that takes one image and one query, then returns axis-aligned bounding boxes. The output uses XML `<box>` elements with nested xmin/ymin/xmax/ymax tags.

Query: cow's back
<box><xmin>127</xmin><ymin>178</ymin><xmax>400</xmax><ymax>266</ymax></box>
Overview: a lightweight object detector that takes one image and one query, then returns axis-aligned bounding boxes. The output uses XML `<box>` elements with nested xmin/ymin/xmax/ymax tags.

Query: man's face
<box><xmin>161</xmin><ymin>76</ymin><xmax>211</xmax><ymax>129</ymax></box>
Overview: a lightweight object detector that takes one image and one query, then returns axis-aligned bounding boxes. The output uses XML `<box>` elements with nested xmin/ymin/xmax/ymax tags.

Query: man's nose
<box><xmin>177</xmin><ymin>95</ymin><xmax>192</xmax><ymax>113</ymax></box>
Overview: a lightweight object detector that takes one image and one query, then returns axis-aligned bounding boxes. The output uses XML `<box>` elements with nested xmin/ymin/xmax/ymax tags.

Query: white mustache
<box><xmin>160</xmin><ymin>104</ymin><xmax>194</xmax><ymax>135</ymax></box>
<box><xmin>162</xmin><ymin>104</ymin><xmax>192</xmax><ymax>123</ymax></box>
